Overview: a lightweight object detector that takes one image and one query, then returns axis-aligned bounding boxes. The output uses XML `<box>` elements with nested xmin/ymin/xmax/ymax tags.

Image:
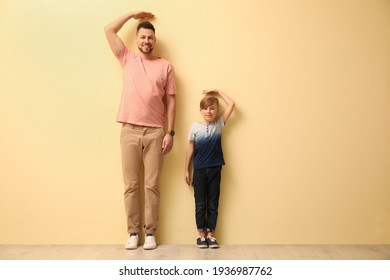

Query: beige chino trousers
<box><xmin>120</xmin><ymin>123</ymin><xmax>164</xmax><ymax>235</ymax></box>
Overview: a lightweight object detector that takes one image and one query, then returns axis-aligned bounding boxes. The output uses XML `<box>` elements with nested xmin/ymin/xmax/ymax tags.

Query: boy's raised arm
<box><xmin>203</xmin><ymin>89</ymin><xmax>236</xmax><ymax>124</ymax></box>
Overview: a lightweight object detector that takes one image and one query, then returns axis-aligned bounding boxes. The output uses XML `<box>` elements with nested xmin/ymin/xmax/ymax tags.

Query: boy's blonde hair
<box><xmin>200</xmin><ymin>95</ymin><xmax>219</xmax><ymax>109</ymax></box>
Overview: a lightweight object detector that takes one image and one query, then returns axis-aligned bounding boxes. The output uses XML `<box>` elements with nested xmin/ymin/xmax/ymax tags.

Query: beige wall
<box><xmin>1</xmin><ymin>0</ymin><xmax>389</xmax><ymax>245</ymax></box>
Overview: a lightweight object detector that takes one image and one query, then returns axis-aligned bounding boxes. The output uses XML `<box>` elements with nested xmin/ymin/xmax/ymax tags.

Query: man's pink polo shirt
<box><xmin>116</xmin><ymin>47</ymin><xmax>176</xmax><ymax>127</ymax></box>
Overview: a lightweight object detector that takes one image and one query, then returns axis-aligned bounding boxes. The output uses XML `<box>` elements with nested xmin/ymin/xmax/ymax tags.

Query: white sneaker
<box><xmin>124</xmin><ymin>234</ymin><xmax>139</xmax><ymax>250</ymax></box>
<box><xmin>143</xmin><ymin>234</ymin><xmax>157</xmax><ymax>250</ymax></box>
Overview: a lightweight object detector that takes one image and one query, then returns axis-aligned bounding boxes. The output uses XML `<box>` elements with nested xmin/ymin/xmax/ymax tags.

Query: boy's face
<box><xmin>200</xmin><ymin>102</ymin><xmax>218</xmax><ymax>123</ymax></box>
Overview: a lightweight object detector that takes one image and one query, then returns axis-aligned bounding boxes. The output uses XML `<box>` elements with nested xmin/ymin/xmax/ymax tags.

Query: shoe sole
<box><xmin>143</xmin><ymin>246</ymin><xmax>157</xmax><ymax>250</ymax></box>
<box><xmin>197</xmin><ymin>245</ymin><xmax>208</xmax><ymax>249</ymax></box>
<box><xmin>124</xmin><ymin>245</ymin><xmax>138</xmax><ymax>250</ymax></box>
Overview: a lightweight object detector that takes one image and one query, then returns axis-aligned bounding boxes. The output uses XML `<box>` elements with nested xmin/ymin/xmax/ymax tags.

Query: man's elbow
<box><xmin>104</xmin><ymin>25</ymin><xmax>114</xmax><ymax>36</ymax></box>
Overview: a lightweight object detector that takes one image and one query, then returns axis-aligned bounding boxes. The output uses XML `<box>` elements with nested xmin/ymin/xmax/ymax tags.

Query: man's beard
<box><xmin>138</xmin><ymin>44</ymin><xmax>153</xmax><ymax>54</ymax></box>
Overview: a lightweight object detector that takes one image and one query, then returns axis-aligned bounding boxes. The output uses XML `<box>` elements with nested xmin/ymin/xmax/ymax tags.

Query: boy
<box><xmin>184</xmin><ymin>89</ymin><xmax>235</xmax><ymax>248</ymax></box>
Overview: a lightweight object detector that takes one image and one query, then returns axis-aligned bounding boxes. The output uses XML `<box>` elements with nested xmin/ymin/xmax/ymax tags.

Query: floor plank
<box><xmin>0</xmin><ymin>245</ymin><xmax>389</xmax><ymax>260</ymax></box>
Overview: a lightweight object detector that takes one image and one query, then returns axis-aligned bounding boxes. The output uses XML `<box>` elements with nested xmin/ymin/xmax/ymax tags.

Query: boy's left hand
<box><xmin>185</xmin><ymin>171</ymin><xmax>191</xmax><ymax>186</ymax></box>
<box><xmin>202</xmin><ymin>89</ymin><xmax>219</xmax><ymax>95</ymax></box>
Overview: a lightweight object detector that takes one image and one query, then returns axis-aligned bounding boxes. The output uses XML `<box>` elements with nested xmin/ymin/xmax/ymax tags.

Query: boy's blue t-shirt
<box><xmin>187</xmin><ymin>116</ymin><xmax>225</xmax><ymax>170</ymax></box>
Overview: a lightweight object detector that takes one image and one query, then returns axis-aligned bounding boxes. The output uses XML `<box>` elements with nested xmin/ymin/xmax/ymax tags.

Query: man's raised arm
<box><xmin>104</xmin><ymin>11</ymin><xmax>155</xmax><ymax>56</ymax></box>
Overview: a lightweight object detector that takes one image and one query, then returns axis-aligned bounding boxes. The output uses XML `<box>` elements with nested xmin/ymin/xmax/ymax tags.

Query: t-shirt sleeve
<box><xmin>187</xmin><ymin>125</ymin><xmax>195</xmax><ymax>141</ymax></box>
<box><xmin>217</xmin><ymin>116</ymin><xmax>225</xmax><ymax>129</ymax></box>
<box><xmin>165</xmin><ymin>64</ymin><xmax>176</xmax><ymax>95</ymax></box>
<box><xmin>116</xmin><ymin>47</ymin><xmax>129</xmax><ymax>67</ymax></box>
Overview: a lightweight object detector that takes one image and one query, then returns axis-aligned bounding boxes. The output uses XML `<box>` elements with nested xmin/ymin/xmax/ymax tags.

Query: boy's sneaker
<box><xmin>196</xmin><ymin>237</ymin><xmax>208</xmax><ymax>248</ymax></box>
<box><xmin>124</xmin><ymin>233</ymin><xmax>138</xmax><ymax>250</ymax></box>
<box><xmin>207</xmin><ymin>237</ymin><xmax>220</xmax><ymax>249</ymax></box>
<box><xmin>143</xmin><ymin>234</ymin><xmax>157</xmax><ymax>250</ymax></box>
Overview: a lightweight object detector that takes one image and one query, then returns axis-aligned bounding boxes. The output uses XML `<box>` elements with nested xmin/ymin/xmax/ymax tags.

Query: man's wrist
<box><xmin>166</xmin><ymin>130</ymin><xmax>175</xmax><ymax>137</ymax></box>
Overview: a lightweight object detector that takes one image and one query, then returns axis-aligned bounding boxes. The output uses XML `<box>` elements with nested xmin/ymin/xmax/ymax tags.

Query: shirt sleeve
<box><xmin>187</xmin><ymin>124</ymin><xmax>195</xmax><ymax>141</ymax></box>
<box><xmin>116</xmin><ymin>47</ymin><xmax>129</xmax><ymax>67</ymax></box>
<box><xmin>217</xmin><ymin>116</ymin><xmax>225</xmax><ymax>129</ymax></box>
<box><xmin>165</xmin><ymin>64</ymin><xmax>176</xmax><ymax>95</ymax></box>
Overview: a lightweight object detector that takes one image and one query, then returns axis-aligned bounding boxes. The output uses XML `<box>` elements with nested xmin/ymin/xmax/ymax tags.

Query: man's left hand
<box><xmin>161</xmin><ymin>134</ymin><xmax>174</xmax><ymax>155</ymax></box>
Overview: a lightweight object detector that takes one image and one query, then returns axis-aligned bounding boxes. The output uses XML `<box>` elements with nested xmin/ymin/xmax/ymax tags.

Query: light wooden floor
<box><xmin>1</xmin><ymin>244</ymin><xmax>390</xmax><ymax>260</ymax></box>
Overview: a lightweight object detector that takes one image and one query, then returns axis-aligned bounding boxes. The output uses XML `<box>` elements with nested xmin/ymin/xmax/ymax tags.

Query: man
<box><xmin>104</xmin><ymin>11</ymin><xmax>176</xmax><ymax>250</ymax></box>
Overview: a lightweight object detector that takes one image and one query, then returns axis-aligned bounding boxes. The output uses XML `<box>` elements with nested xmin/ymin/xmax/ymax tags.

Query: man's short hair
<box><xmin>137</xmin><ymin>21</ymin><xmax>155</xmax><ymax>34</ymax></box>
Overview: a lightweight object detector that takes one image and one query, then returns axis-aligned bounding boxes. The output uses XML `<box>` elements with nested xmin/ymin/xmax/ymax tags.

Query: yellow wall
<box><xmin>1</xmin><ymin>0</ymin><xmax>389</xmax><ymax>245</ymax></box>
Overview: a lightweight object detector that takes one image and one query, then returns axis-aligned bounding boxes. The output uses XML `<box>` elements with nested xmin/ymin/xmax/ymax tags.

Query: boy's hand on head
<box><xmin>202</xmin><ymin>89</ymin><xmax>219</xmax><ymax>95</ymax></box>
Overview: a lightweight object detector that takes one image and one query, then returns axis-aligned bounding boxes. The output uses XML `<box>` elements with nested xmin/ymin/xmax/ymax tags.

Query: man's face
<box><xmin>136</xmin><ymin>28</ymin><xmax>156</xmax><ymax>55</ymax></box>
